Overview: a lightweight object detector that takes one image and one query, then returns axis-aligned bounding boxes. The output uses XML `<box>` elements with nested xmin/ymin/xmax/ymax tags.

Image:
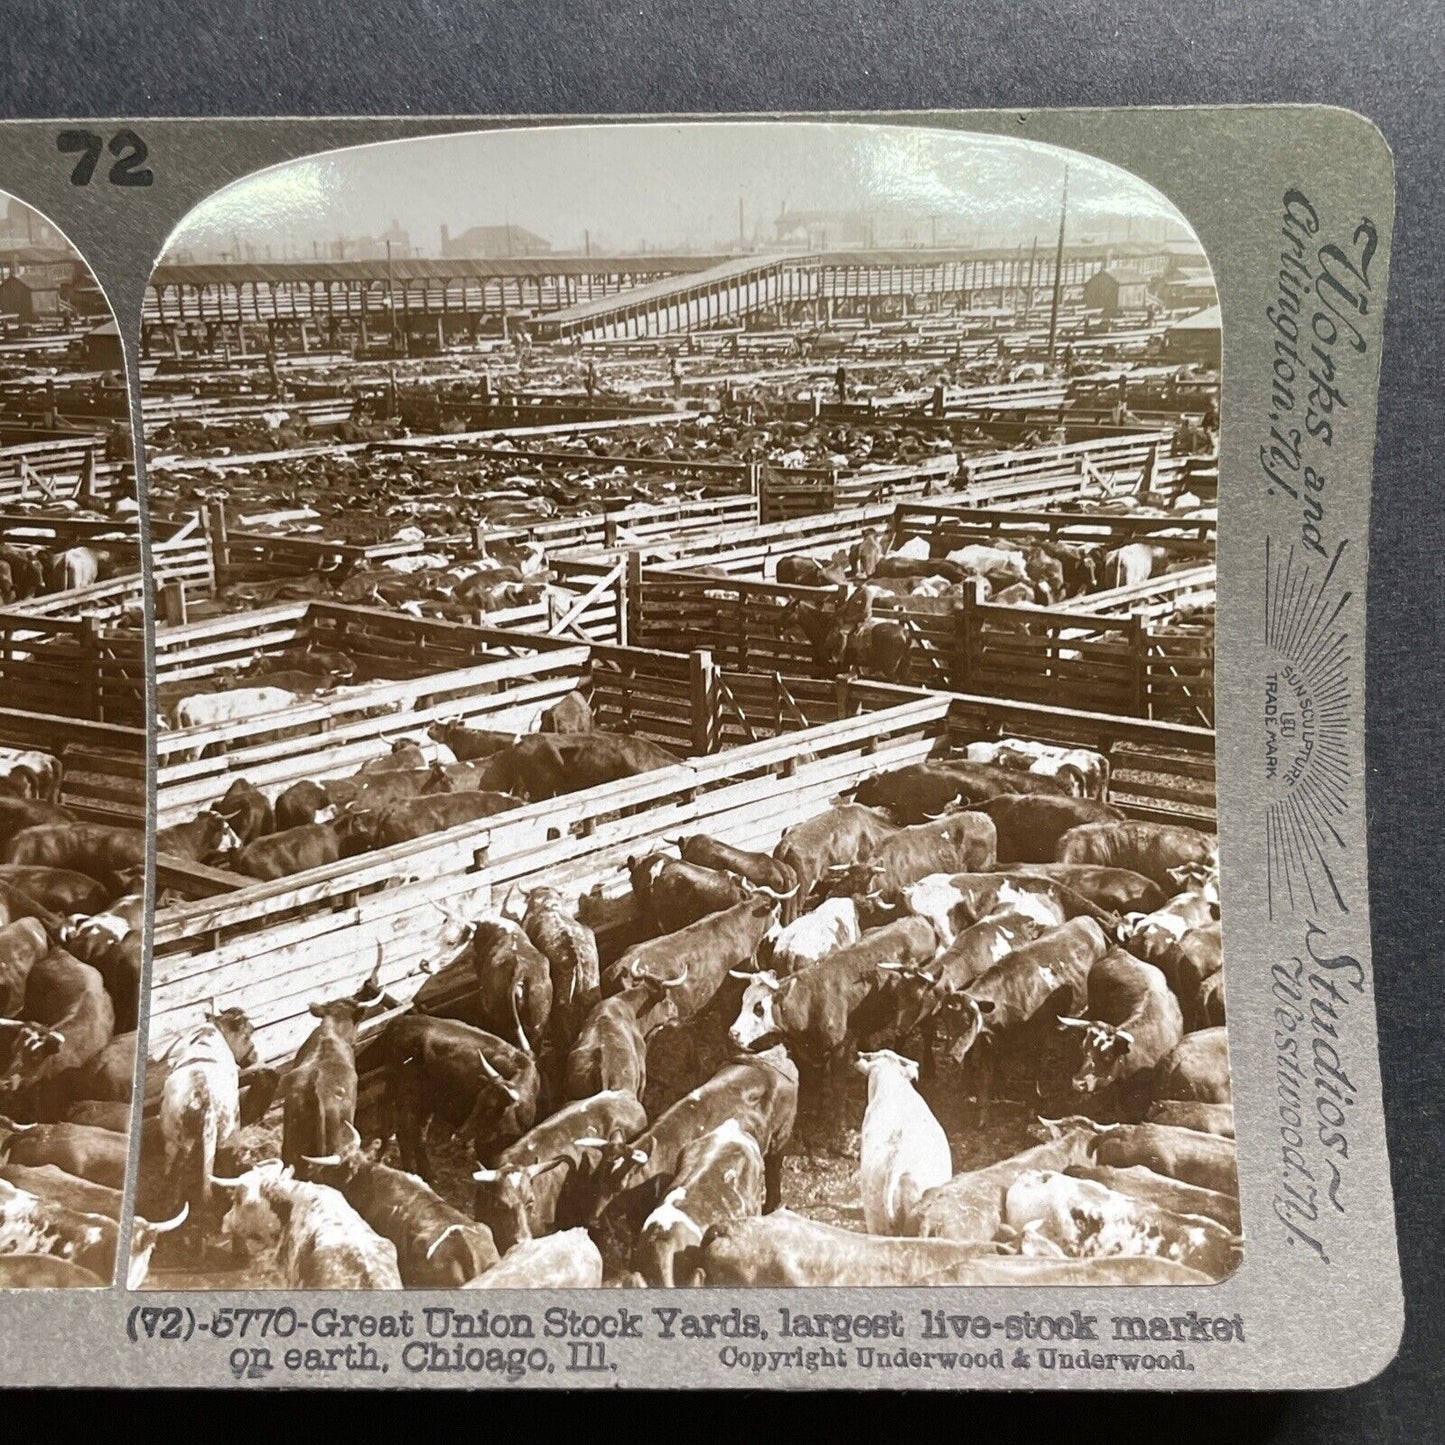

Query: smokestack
<box><xmin>440</xmin><ymin>223</ymin><xmax>450</xmax><ymax>257</ymax></box>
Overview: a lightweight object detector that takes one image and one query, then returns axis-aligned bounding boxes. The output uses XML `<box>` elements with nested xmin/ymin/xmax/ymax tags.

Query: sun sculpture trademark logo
<box><xmin>1262</xmin><ymin>536</ymin><xmax>1352</xmax><ymax>919</ymax></box>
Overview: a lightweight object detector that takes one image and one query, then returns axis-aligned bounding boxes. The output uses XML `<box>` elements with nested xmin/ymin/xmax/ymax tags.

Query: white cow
<box><xmin>764</xmin><ymin>897</ymin><xmax>862</xmax><ymax>974</ymax></box>
<box><xmin>170</xmin><ymin>686</ymin><xmax>298</xmax><ymax>731</ymax></box>
<box><xmin>946</xmin><ymin>543</ymin><xmax>1027</xmax><ymax>580</ymax></box>
<box><xmin>855</xmin><ymin>1050</ymin><xmax>952</xmax><ymax>1236</ymax></box>
<box><xmin>216</xmin><ymin>1163</ymin><xmax>403</xmax><ymax>1289</ymax></box>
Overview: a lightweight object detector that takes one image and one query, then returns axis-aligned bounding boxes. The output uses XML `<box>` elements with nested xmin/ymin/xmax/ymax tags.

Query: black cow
<box><xmin>212</xmin><ymin>779</ymin><xmax>274</xmax><ymax>843</ymax></box>
<box><xmin>232</xmin><ymin>823</ymin><xmax>341</xmax><ymax>880</ymax></box>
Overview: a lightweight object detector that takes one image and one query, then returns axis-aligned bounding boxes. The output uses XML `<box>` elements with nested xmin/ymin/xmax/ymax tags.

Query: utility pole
<box><xmin>1047</xmin><ymin>167</ymin><xmax>1069</xmax><ymax>366</ymax></box>
<box><xmin>385</xmin><ymin>238</ymin><xmax>397</xmax><ymax>350</ymax></box>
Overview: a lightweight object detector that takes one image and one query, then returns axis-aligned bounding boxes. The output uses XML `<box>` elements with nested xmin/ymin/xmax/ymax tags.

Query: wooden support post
<box><xmin>1131</xmin><ymin>614</ymin><xmax>1148</xmax><ymax>718</ymax></box>
<box><xmin>690</xmin><ymin>648</ymin><xmax>719</xmax><ymax>757</ymax></box>
<box><xmin>205</xmin><ymin>499</ymin><xmax>231</xmax><ymax>576</ymax></box>
<box><xmin>79</xmin><ymin>446</ymin><xmax>97</xmax><ymax>504</ymax></box>
<box><xmin>160</xmin><ymin>580</ymin><xmax>188</xmax><ymax>626</ymax></box>
<box><xmin>625</xmin><ymin>549</ymin><xmax>643</xmax><ymax>646</ymax></box>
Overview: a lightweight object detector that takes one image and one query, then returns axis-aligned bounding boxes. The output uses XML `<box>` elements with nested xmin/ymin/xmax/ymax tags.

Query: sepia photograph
<box><xmin>132</xmin><ymin>121</ymin><xmax>1233</xmax><ymax>1291</ymax></box>
<box><xmin>0</xmin><ymin>195</ymin><xmax>155</xmax><ymax>1287</ymax></box>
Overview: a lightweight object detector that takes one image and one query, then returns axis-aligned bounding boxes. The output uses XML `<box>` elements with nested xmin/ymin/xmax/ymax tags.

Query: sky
<box><xmin>162</xmin><ymin>121</ymin><xmax>1199</xmax><ymax>261</ymax></box>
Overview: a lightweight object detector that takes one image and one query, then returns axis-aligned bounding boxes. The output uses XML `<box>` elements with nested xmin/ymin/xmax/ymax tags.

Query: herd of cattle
<box><xmin>140</xmin><ymin>700</ymin><xmax>1234</xmax><ymax>1290</ymax></box>
<box><xmin>0</xmin><ymin>525</ymin><xmax>137</xmax><ymax>605</ymax></box>
<box><xmin>0</xmin><ymin>745</ymin><xmax>183</xmax><ymax>1288</ymax></box>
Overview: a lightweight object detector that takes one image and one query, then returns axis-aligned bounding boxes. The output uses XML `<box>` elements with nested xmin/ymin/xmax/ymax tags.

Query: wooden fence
<box><xmin>0</xmin><ymin>707</ymin><xmax>145</xmax><ymax>825</ymax></box>
<box><xmin>632</xmin><ymin>571</ymin><xmax>1214</xmax><ymax>726</ymax></box>
<box><xmin>149</xmin><ymin>664</ymin><xmax>1215</xmax><ymax>1067</ymax></box>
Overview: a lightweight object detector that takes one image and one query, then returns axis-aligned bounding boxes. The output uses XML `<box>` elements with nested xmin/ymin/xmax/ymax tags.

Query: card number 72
<box><xmin>57</xmin><ymin>129</ymin><xmax>153</xmax><ymax>187</ymax></box>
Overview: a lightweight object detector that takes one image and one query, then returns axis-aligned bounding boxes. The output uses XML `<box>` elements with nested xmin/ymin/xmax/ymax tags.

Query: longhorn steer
<box><xmin>279</xmin><ymin>969</ymin><xmax>385</xmax><ymax>1167</ymax></box>
<box><xmin>301</xmin><ymin>1124</ymin><xmax>499</xmax><ymax>1287</ymax></box>
<box><xmin>1058</xmin><ymin>949</ymin><xmax>1185</xmax><ymax>1097</ymax></box>
<box><xmin>215</xmin><ymin>1163</ymin><xmax>402</xmax><ymax>1289</ymax></box>
<box><xmin>472</xmin><ymin>1089</ymin><xmax>648</xmax><ymax>1253</ymax></box>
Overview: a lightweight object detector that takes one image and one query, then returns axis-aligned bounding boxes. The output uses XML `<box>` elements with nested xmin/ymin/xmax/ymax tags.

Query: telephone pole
<box><xmin>1046</xmin><ymin>167</ymin><xmax>1069</xmax><ymax>366</ymax></box>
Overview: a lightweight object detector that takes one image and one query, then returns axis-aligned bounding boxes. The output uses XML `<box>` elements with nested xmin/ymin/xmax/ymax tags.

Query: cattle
<box><xmin>672</xmin><ymin>833</ymin><xmax>798</xmax><ymax>896</ymax></box>
<box><xmin>2</xmin><ymin>824</ymin><xmax>144</xmax><ymax>885</ymax></box>
<box><xmin>426</xmin><ymin>720</ymin><xmax>520</xmax><ymax>761</ymax></box>
<box><xmin>563</xmin><ymin>987</ymin><xmax>663</xmax><ymax>1101</ymax></box>
<box><xmin>1153</xmin><ymin>1027</ymin><xmax>1232</xmax><ymax>1104</ymax></box>
<box><xmin>1120</xmin><ymin>891</ymin><xmax>1218</xmax><ymax>952</ymax></box>
<box><xmin>1065</xmin><ymin>1163</ymin><xmax>1241</xmax><ymax>1233</ymax></box>
<box><xmin>855</xmin><ymin>1050</ymin><xmax>951</xmax><ymax>1236</ymax></box>
<box><xmin>729</xmin><ymin>918</ymin><xmax>940</xmax><ymax>1070</ymax></box>
<box><xmin>0</xmin><ymin>748</ymin><xmax>62</xmax><ymax>802</ymax></box>
<box><xmin>0</xmin><ymin>548</ymin><xmax>46</xmax><ymax>603</ymax></box>
<box><xmin>1145</xmin><ymin>1100</ymin><xmax>1234</xmax><ymax>1138</ymax></box>
<box><xmin>0</xmin><ymin>949</ymin><xmax>114</xmax><ymax>1101</ymax></box>
<box><xmin>1149</xmin><ymin>922</ymin><xmax>1223</xmax><ymax>1025</ymax></box>
<box><xmin>1104</xmin><ymin>543</ymin><xmax>1169</xmax><ymax>589</ymax></box>
<box><xmin>1197</xmin><ymin>970</ymin><xmax>1226</xmax><ymax>1027</ymax></box>
<box><xmin>0</xmin><ymin>1177</ymin><xmax>117</xmax><ymax>1279</ymax></box>
<box><xmin>279</xmin><ymin>968</ymin><xmax>386</xmax><ymax>1167</ymax></box>
<box><xmin>211</xmin><ymin>779</ymin><xmax>274</xmax><ymax>844</ymax></box>
<box><xmin>900</xmin><ymin>872</ymin><xmax>1077</xmax><ymax>946</ymax></box>
<box><xmin>977</xmin><ymin>794</ymin><xmax>1126</xmax><ymax>864</ymax></box>
<box><xmin>0</xmin><ymin>1118</ymin><xmax>128</xmax><ymax>1189</ymax></box>
<box><xmin>480</xmin><ymin>733</ymin><xmax>681</xmax><ymax>802</ymax></box>
<box><xmin>992</xmin><ymin>862</ymin><xmax>1168</xmax><ymax>916</ymax></box>
<box><xmin>157</xmin><ymin>1009</ymin><xmax>256</xmax><ymax>1217</ymax></box>
<box><xmin>463</xmin><ymin>1228</ymin><xmax>603</xmax><ymax>1288</ymax></box>
<box><xmin>773</xmin><ymin>804</ymin><xmax>899</xmax><ymax>921</ymax></box>
<box><xmin>935</xmin><ymin>917</ymin><xmax>1110</xmax><ymax>1090</ymax></box>
<box><xmin>373</xmin><ymin>1015</ymin><xmax>540</xmax><ymax>1178</ymax></box>
<box><xmin>591</xmin><ymin>1047</ymin><xmax>799</xmax><ymax>1239</ymax></box>
<box><xmin>125</xmin><ymin>1206</ymin><xmax>194</xmax><ymax>1288</ymax></box>
<box><xmin>512</xmin><ymin>887</ymin><xmax>600</xmax><ymax>1052</ymax></box>
<box><xmin>155</xmin><ymin>810</ymin><xmax>243</xmax><ymax>862</ymax></box>
<box><xmin>538</xmin><ymin>690</ymin><xmax>593</xmax><ymax>733</ymax></box>
<box><xmin>965</xmin><ymin>741</ymin><xmax>1112</xmax><ymax>801</ymax></box>
<box><xmin>927</xmin><ymin>911</ymin><xmax>1048</xmax><ymax>995</ymax></box>
<box><xmin>472</xmin><ymin>1089</ymin><xmax>648</xmax><ymax>1253</ymax></box>
<box><xmin>1055</xmin><ymin>821</ymin><xmax>1218</xmax><ymax>893</ymax></box>
<box><xmin>358</xmin><ymin>790</ymin><xmax>523</xmax><ymax>850</ymax></box>
<box><xmin>764</xmin><ymin>897</ymin><xmax>862</xmax><ymax>975</ymax></box>
<box><xmin>0</xmin><ymin>918</ymin><xmax>49</xmax><ymax>1015</ymax></box>
<box><xmin>603</xmin><ymin>894</ymin><xmax>779</xmax><ymax>1032</ymax></box>
<box><xmin>274</xmin><ymin>768</ymin><xmax>445</xmax><ymax>832</ymax></box>
<box><xmin>0</xmin><ymin>1162</ymin><xmax>123</xmax><ymax>1219</ymax></box>
<box><xmin>64</xmin><ymin>1101</ymin><xmax>131</xmax><ymax>1131</ymax></box>
<box><xmin>67</xmin><ymin>1029</ymin><xmax>137</xmax><ymax>1104</ymax></box>
<box><xmin>0</xmin><ymin>880</ymin><xmax>66</xmax><ymax>937</ymax></box>
<box><xmin>853</xmin><ymin>760</ymin><xmax>1069</xmax><ymax>824</ymax></box>
<box><xmin>822</xmin><ymin>812</ymin><xmax>997</xmax><ymax>901</ymax></box>
<box><xmin>301</xmin><ymin>1123</ymin><xmax>499</xmax><ymax>1287</ymax></box>
<box><xmin>0</xmin><ymin>797</ymin><xmax>76</xmax><ymax>849</ymax></box>
<box><xmin>357</xmin><ymin>741</ymin><xmax>430</xmax><ymax>778</ymax></box>
<box><xmin>0</xmin><ymin>1255</ymin><xmax>105</xmax><ymax>1287</ymax></box>
<box><xmin>628</xmin><ymin>853</ymin><xmax>752</xmax><ymax>934</ymax></box>
<box><xmin>0</xmin><ymin>866</ymin><xmax>109</xmax><ymax>917</ymax></box>
<box><xmin>1002</xmin><ymin>1169</ymin><xmax>1240</xmax><ymax>1278</ymax></box>
<box><xmin>635</xmin><ymin>1120</ymin><xmax>766</xmax><ymax>1287</ymax></box>
<box><xmin>48</xmin><ymin>546</ymin><xmax>111</xmax><ymax>593</ymax></box>
<box><xmin>465</xmin><ymin>920</ymin><xmax>553</xmax><ymax>1057</ymax></box>
<box><xmin>1058</xmin><ymin>949</ymin><xmax>1184</xmax><ymax>1098</ymax></box>
<box><xmin>168</xmin><ymin>686</ymin><xmax>298</xmax><ymax>732</ymax></box>
<box><xmin>232</xmin><ymin>823</ymin><xmax>341</xmax><ymax>881</ymax></box>
<box><xmin>691</xmin><ymin>1209</ymin><xmax>996</xmax><ymax>1286</ymax></box>
<box><xmin>215</xmin><ymin>1163</ymin><xmax>403</xmax><ymax>1289</ymax></box>
<box><xmin>1041</xmin><ymin>1116</ymin><xmax>1238</xmax><ymax>1195</ymax></box>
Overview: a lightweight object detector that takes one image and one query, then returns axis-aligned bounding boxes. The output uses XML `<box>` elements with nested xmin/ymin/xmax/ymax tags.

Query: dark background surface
<box><xmin>0</xmin><ymin>2</ymin><xmax>1439</xmax><ymax>1435</ymax></box>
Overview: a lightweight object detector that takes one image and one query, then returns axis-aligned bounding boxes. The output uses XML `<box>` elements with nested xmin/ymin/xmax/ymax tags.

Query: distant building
<box><xmin>1082</xmin><ymin>265</ymin><xmax>1152</xmax><ymax>317</ymax></box>
<box><xmin>0</xmin><ymin>273</ymin><xmax>62</xmax><ymax>322</ymax></box>
<box><xmin>1162</xmin><ymin>304</ymin><xmax>1222</xmax><ymax>367</ymax></box>
<box><xmin>3</xmin><ymin>199</ymin><xmax>62</xmax><ymax>249</ymax></box>
<box><xmin>1155</xmin><ymin>262</ymin><xmax>1217</xmax><ymax>311</ymax></box>
<box><xmin>440</xmin><ymin>223</ymin><xmax>552</xmax><ymax>258</ymax></box>
<box><xmin>0</xmin><ymin>247</ymin><xmax>76</xmax><ymax>288</ymax></box>
<box><xmin>81</xmin><ymin>318</ymin><xmax>125</xmax><ymax>369</ymax></box>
